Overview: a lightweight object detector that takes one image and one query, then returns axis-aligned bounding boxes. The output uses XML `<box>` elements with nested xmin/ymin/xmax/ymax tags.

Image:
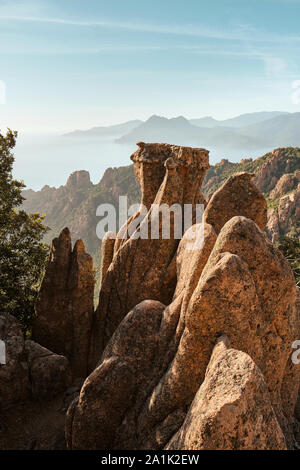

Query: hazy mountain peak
<box><xmin>147</xmin><ymin>114</ymin><xmax>168</xmax><ymax>122</ymax></box>
<box><xmin>172</xmin><ymin>115</ymin><xmax>189</xmax><ymax>121</ymax></box>
<box><xmin>145</xmin><ymin>115</ymin><xmax>190</xmax><ymax>125</ymax></box>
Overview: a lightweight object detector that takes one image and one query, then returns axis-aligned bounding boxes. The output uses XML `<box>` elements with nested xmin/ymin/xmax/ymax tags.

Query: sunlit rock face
<box><xmin>64</xmin><ymin>143</ymin><xmax>299</xmax><ymax>451</ymax></box>
<box><xmin>89</xmin><ymin>143</ymin><xmax>209</xmax><ymax>370</ymax></box>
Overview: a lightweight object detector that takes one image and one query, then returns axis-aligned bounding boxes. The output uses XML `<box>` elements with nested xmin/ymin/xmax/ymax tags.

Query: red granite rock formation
<box><xmin>66</xmin><ymin>145</ymin><xmax>299</xmax><ymax>450</ymax></box>
<box><xmin>166</xmin><ymin>336</ymin><xmax>287</xmax><ymax>450</ymax></box>
<box><xmin>89</xmin><ymin>143</ymin><xmax>209</xmax><ymax>370</ymax></box>
<box><xmin>32</xmin><ymin>228</ymin><xmax>95</xmax><ymax>379</ymax></box>
<box><xmin>266</xmin><ymin>175</ymin><xmax>300</xmax><ymax>242</ymax></box>
<box><xmin>203</xmin><ymin>172</ymin><xmax>267</xmax><ymax>234</ymax></box>
<box><xmin>9</xmin><ymin>142</ymin><xmax>297</xmax><ymax>451</ymax></box>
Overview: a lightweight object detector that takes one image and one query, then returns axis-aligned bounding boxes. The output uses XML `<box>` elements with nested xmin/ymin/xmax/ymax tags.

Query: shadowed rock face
<box><xmin>25</xmin><ymin>340</ymin><xmax>71</xmax><ymax>400</ymax></box>
<box><xmin>89</xmin><ymin>143</ymin><xmax>210</xmax><ymax>370</ymax></box>
<box><xmin>0</xmin><ymin>314</ymin><xmax>71</xmax><ymax>410</ymax></box>
<box><xmin>0</xmin><ymin>314</ymin><xmax>30</xmax><ymax>409</ymax></box>
<box><xmin>32</xmin><ymin>228</ymin><xmax>95</xmax><ymax>379</ymax></box>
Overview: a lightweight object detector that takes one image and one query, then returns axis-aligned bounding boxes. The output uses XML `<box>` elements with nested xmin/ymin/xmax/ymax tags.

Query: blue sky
<box><xmin>0</xmin><ymin>0</ymin><xmax>300</xmax><ymax>133</ymax></box>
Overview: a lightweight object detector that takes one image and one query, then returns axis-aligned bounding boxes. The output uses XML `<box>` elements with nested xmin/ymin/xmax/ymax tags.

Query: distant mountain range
<box><xmin>64</xmin><ymin>119</ymin><xmax>142</xmax><ymax>138</ymax></box>
<box><xmin>241</xmin><ymin>113</ymin><xmax>300</xmax><ymax>147</ymax></box>
<box><xmin>115</xmin><ymin>115</ymin><xmax>265</xmax><ymax>150</ymax></box>
<box><xmin>63</xmin><ymin>111</ymin><xmax>300</xmax><ymax>153</ymax></box>
<box><xmin>189</xmin><ymin>111</ymin><xmax>288</xmax><ymax>128</ymax></box>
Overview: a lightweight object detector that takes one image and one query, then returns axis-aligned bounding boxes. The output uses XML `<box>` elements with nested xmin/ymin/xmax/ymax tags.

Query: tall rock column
<box><xmin>32</xmin><ymin>228</ymin><xmax>94</xmax><ymax>379</ymax></box>
<box><xmin>89</xmin><ymin>143</ymin><xmax>209</xmax><ymax>369</ymax></box>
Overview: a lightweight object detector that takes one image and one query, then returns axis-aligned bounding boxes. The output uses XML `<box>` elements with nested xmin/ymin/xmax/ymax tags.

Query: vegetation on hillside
<box><xmin>202</xmin><ymin>155</ymin><xmax>269</xmax><ymax>198</ymax></box>
<box><xmin>203</xmin><ymin>147</ymin><xmax>300</xmax><ymax>198</ymax></box>
<box><xmin>0</xmin><ymin>130</ymin><xmax>49</xmax><ymax>331</ymax></box>
<box><xmin>22</xmin><ymin>164</ymin><xmax>141</xmax><ymax>256</ymax></box>
<box><xmin>277</xmin><ymin>235</ymin><xmax>300</xmax><ymax>287</ymax></box>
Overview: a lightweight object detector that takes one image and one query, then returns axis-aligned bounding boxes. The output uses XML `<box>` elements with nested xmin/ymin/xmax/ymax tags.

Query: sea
<box><xmin>12</xmin><ymin>133</ymin><xmax>271</xmax><ymax>191</ymax></box>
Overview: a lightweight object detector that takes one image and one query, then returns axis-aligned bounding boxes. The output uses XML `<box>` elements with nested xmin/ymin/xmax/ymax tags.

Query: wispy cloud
<box><xmin>0</xmin><ymin>37</ymin><xmax>297</xmax><ymax>73</ymax></box>
<box><xmin>0</xmin><ymin>14</ymin><xmax>298</xmax><ymax>44</ymax></box>
<box><xmin>0</xmin><ymin>41</ymin><xmax>291</xmax><ymax>60</ymax></box>
<box><xmin>0</xmin><ymin>15</ymin><xmax>241</xmax><ymax>40</ymax></box>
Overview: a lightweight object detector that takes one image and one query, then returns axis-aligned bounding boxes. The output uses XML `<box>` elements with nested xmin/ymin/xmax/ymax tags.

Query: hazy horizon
<box><xmin>13</xmin><ymin>132</ymin><xmax>274</xmax><ymax>191</ymax></box>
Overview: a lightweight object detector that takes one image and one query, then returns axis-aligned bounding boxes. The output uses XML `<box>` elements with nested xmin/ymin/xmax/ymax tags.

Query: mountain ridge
<box><xmin>63</xmin><ymin>119</ymin><xmax>142</xmax><ymax>138</ymax></box>
<box><xmin>190</xmin><ymin>111</ymin><xmax>288</xmax><ymax>128</ymax></box>
<box><xmin>61</xmin><ymin>112</ymin><xmax>300</xmax><ymax>154</ymax></box>
<box><xmin>115</xmin><ymin>115</ymin><xmax>266</xmax><ymax>150</ymax></box>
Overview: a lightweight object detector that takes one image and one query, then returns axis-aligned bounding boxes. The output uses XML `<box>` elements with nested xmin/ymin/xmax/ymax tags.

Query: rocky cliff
<box><xmin>22</xmin><ymin>148</ymin><xmax>300</xmax><ymax>263</ymax></box>
<box><xmin>4</xmin><ymin>142</ymin><xmax>298</xmax><ymax>451</ymax></box>
<box><xmin>203</xmin><ymin>147</ymin><xmax>300</xmax><ymax>242</ymax></box>
<box><xmin>64</xmin><ymin>143</ymin><xmax>299</xmax><ymax>450</ymax></box>
<box><xmin>22</xmin><ymin>166</ymin><xmax>140</xmax><ymax>257</ymax></box>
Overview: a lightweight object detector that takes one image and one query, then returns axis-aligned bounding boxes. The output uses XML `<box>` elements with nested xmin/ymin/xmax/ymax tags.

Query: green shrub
<box><xmin>0</xmin><ymin>130</ymin><xmax>49</xmax><ymax>331</ymax></box>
